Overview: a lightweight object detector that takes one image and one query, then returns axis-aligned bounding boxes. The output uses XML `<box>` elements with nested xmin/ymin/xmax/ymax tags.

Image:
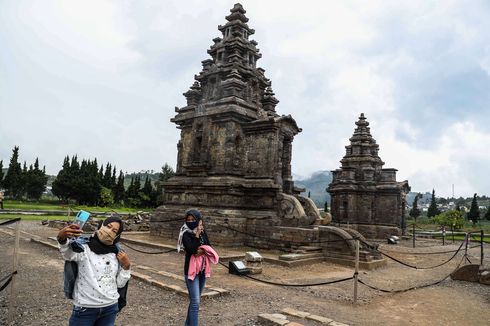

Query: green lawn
<box><xmin>2</xmin><ymin>200</ymin><xmax>151</xmax><ymax>214</ymax></box>
<box><xmin>429</xmin><ymin>233</ymin><xmax>490</xmax><ymax>244</ymax></box>
<box><xmin>406</xmin><ymin>218</ymin><xmax>490</xmax><ymax>233</ymax></box>
<box><xmin>0</xmin><ymin>214</ymin><xmax>75</xmax><ymax>221</ymax></box>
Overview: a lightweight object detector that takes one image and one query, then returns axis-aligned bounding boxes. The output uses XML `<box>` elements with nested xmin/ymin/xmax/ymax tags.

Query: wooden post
<box><xmin>7</xmin><ymin>219</ymin><xmax>21</xmax><ymax>324</ymax></box>
<box><xmin>412</xmin><ymin>224</ymin><xmax>415</xmax><ymax>248</ymax></box>
<box><xmin>481</xmin><ymin>230</ymin><xmax>484</xmax><ymax>266</ymax></box>
<box><xmin>353</xmin><ymin>239</ymin><xmax>359</xmax><ymax>304</ymax></box>
<box><xmin>464</xmin><ymin>233</ymin><xmax>469</xmax><ymax>262</ymax></box>
<box><xmin>442</xmin><ymin>226</ymin><xmax>445</xmax><ymax>246</ymax></box>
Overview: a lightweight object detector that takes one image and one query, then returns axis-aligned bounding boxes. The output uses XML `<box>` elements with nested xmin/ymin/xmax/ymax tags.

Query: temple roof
<box><xmin>340</xmin><ymin>113</ymin><xmax>384</xmax><ymax>169</ymax></box>
<box><xmin>177</xmin><ymin>3</ymin><xmax>284</xmax><ymax>120</ymax></box>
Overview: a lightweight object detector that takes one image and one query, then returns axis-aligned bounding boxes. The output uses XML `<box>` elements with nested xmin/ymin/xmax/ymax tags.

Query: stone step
<box><xmin>258</xmin><ymin>309</ymin><xmax>350</xmax><ymax>326</ymax></box>
<box><xmin>297</xmin><ymin>246</ymin><xmax>322</xmax><ymax>252</ymax></box>
<box><xmin>281</xmin><ymin>308</ymin><xmax>350</xmax><ymax>326</ymax></box>
<box><xmin>279</xmin><ymin>253</ymin><xmax>324</xmax><ymax>261</ymax></box>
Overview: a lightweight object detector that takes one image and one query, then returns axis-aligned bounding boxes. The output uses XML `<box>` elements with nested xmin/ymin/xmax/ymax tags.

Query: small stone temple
<box><xmin>327</xmin><ymin>114</ymin><xmax>410</xmax><ymax>238</ymax></box>
<box><xmin>151</xmin><ymin>3</ymin><xmax>321</xmax><ymax>245</ymax></box>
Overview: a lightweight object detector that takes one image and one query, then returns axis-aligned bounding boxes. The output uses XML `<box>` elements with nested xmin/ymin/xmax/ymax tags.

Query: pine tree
<box><xmin>409</xmin><ymin>193</ymin><xmax>421</xmax><ymax>221</ymax></box>
<box><xmin>111</xmin><ymin>167</ymin><xmax>117</xmax><ymax>189</ymax></box>
<box><xmin>484</xmin><ymin>207</ymin><xmax>490</xmax><ymax>221</ymax></box>
<box><xmin>3</xmin><ymin>146</ymin><xmax>23</xmax><ymax>199</ymax></box>
<box><xmin>467</xmin><ymin>193</ymin><xmax>480</xmax><ymax>225</ymax></box>
<box><xmin>25</xmin><ymin>158</ymin><xmax>48</xmax><ymax>200</ymax></box>
<box><xmin>103</xmin><ymin>163</ymin><xmax>113</xmax><ymax>188</ymax></box>
<box><xmin>324</xmin><ymin>201</ymin><xmax>329</xmax><ymax>213</ymax></box>
<box><xmin>52</xmin><ymin>156</ymin><xmax>71</xmax><ymax>202</ymax></box>
<box><xmin>126</xmin><ymin>177</ymin><xmax>135</xmax><ymax>199</ymax></box>
<box><xmin>98</xmin><ymin>165</ymin><xmax>104</xmax><ymax>183</ymax></box>
<box><xmin>156</xmin><ymin>163</ymin><xmax>175</xmax><ymax>204</ymax></box>
<box><xmin>427</xmin><ymin>189</ymin><xmax>440</xmax><ymax>218</ymax></box>
<box><xmin>113</xmin><ymin>171</ymin><xmax>126</xmax><ymax>204</ymax></box>
<box><xmin>141</xmin><ymin>175</ymin><xmax>154</xmax><ymax>207</ymax></box>
<box><xmin>0</xmin><ymin>160</ymin><xmax>4</xmax><ymax>188</ymax></box>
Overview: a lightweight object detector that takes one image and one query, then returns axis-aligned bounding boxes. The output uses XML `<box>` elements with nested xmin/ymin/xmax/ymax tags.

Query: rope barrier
<box><xmin>121</xmin><ymin>241</ymin><xmax>176</xmax><ymax>254</ymax></box>
<box><xmin>213</xmin><ymin>223</ymin><xmax>360</xmax><ymax>244</ymax></box>
<box><xmin>0</xmin><ymin>218</ymin><xmax>21</xmax><ymax>227</ymax></box>
<box><xmin>218</xmin><ymin>261</ymin><xmax>353</xmax><ymax>287</ymax></box>
<box><xmin>0</xmin><ymin>271</ymin><xmax>17</xmax><ymax>292</ymax></box>
<box><xmin>357</xmin><ymin>255</ymin><xmax>466</xmax><ymax>294</ymax></box>
<box><xmin>379</xmin><ymin>243</ymin><xmax>479</xmax><ymax>256</ymax></box>
<box><xmin>377</xmin><ymin>240</ymin><xmax>464</xmax><ymax>270</ymax></box>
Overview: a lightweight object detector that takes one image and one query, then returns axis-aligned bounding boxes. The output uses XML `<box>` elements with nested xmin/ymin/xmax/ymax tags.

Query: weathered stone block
<box><xmin>450</xmin><ymin>264</ymin><xmax>480</xmax><ymax>282</ymax></box>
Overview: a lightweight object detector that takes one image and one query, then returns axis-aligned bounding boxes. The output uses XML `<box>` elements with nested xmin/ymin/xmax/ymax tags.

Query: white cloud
<box><xmin>1</xmin><ymin>0</ymin><xmax>490</xmax><ymax>197</ymax></box>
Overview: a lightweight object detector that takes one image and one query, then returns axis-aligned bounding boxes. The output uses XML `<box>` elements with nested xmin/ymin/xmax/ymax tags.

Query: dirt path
<box><xmin>1</xmin><ymin>221</ymin><xmax>489</xmax><ymax>325</ymax></box>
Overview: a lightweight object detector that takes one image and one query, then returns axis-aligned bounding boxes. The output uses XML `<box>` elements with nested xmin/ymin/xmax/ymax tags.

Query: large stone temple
<box><xmin>327</xmin><ymin>114</ymin><xmax>410</xmax><ymax>238</ymax></box>
<box><xmin>151</xmin><ymin>3</ymin><xmax>321</xmax><ymax>246</ymax></box>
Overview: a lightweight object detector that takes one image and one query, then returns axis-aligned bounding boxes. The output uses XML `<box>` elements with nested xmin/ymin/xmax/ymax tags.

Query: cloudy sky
<box><xmin>1</xmin><ymin>0</ymin><xmax>490</xmax><ymax>198</ymax></box>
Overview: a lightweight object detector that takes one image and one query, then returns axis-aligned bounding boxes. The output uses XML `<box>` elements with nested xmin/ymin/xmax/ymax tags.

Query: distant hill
<box><xmin>294</xmin><ymin>170</ymin><xmax>333</xmax><ymax>208</ymax></box>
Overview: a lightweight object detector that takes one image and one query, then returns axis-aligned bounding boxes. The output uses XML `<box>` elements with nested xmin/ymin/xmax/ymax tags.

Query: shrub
<box><xmin>433</xmin><ymin>210</ymin><xmax>465</xmax><ymax>229</ymax></box>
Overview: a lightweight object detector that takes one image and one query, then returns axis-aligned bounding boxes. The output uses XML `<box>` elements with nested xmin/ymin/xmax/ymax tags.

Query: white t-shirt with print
<box><xmin>59</xmin><ymin>242</ymin><xmax>131</xmax><ymax>308</ymax></box>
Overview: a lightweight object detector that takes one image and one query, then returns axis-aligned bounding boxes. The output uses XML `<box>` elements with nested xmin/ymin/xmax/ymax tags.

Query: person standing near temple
<box><xmin>57</xmin><ymin>216</ymin><xmax>131</xmax><ymax>326</ymax></box>
<box><xmin>178</xmin><ymin>209</ymin><xmax>218</xmax><ymax>326</ymax></box>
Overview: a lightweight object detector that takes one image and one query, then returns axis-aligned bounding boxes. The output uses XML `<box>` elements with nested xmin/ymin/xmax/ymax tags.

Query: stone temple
<box><xmin>151</xmin><ymin>3</ymin><xmax>322</xmax><ymax>246</ymax></box>
<box><xmin>327</xmin><ymin>114</ymin><xmax>410</xmax><ymax>238</ymax></box>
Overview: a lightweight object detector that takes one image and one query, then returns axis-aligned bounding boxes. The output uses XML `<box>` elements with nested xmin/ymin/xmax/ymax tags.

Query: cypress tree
<box><xmin>113</xmin><ymin>171</ymin><xmax>126</xmax><ymax>204</ymax></box>
<box><xmin>484</xmin><ymin>207</ymin><xmax>490</xmax><ymax>221</ymax></box>
<box><xmin>324</xmin><ymin>201</ymin><xmax>329</xmax><ymax>213</ymax></box>
<box><xmin>0</xmin><ymin>160</ymin><xmax>4</xmax><ymax>188</ymax></box>
<box><xmin>156</xmin><ymin>163</ymin><xmax>175</xmax><ymax>204</ymax></box>
<box><xmin>468</xmin><ymin>193</ymin><xmax>480</xmax><ymax>225</ymax></box>
<box><xmin>141</xmin><ymin>175</ymin><xmax>154</xmax><ymax>207</ymax></box>
<box><xmin>21</xmin><ymin>161</ymin><xmax>28</xmax><ymax>198</ymax></box>
<box><xmin>52</xmin><ymin>156</ymin><xmax>71</xmax><ymax>202</ymax></box>
<box><xmin>103</xmin><ymin>163</ymin><xmax>112</xmax><ymax>188</ymax></box>
<box><xmin>427</xmin><ymin>189</ymin><xmax>440</xmax><ymax>218</ymax></box>
<box><xmin>25</xmin><ymin>158</ymin><xmax>48</xmax><ymax>200</ymax></box>
<box><xmin>127</xmin><ymin>177</ymin><xmax>135</xmax><ymax>198</ymax></box>
<box><xmin>3</xmin><ymin>146</ymin><xmax>23</xmax><ymax>199</ymax></box>
<box><xmin>409</xmin><ymin>193</ymin><xmax>421</xmax><ymax>221</ymax></box>
<box><xmin>70</xmin><ymin>155</ymin><xmax>81</xmax><ymax>201</ymax></box>
<box><xmin>98</xmin><ymin>165</ymin><xmax>104</xmax><ymax>183</ymax></box>
<box><xmin>111</xmin><ymin>167</ymin><xmax>117</xmax><ymax>189</ymax></box>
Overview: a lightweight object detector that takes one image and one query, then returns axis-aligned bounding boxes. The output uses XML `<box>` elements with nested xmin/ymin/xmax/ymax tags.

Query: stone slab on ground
<box><xmin>450</xmin><ymin>264</ymin><xmax>480</xmax><ymax>282</ymax></box>
<box><xmin>281</xmin><ymin>308</ymin><xmax>310</xmax><ymax>318</ymax></box>
<box><xmin>281</xmin><ymin>308</ymin><xmax>348</xmax><ymax>325</ymax></box>
<box><xmin>305</xmin><ymin>314</ymin><xmax>334</xmax><ymax>325</ymax></box>
<box><xmin>279</xmin><ymin>253</ymin><xmax>324</xmax><ymax>261</ymax></box>
<box><xmin>480</xmin><ymin>270</ymin><xmax>490</xmax><ymax>285</ymax></box>
<box><xmin>258</xmin><ymin>313</ymin><xmax>290</xmax><ymax>326</ymax></box>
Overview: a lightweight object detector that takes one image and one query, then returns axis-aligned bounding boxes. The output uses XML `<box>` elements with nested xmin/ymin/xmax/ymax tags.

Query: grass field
<box><xmin>406</xmin><ymin>218</ymin><xmax>490</xmax><ymax>233</ymax></box>
<box><xmin>0</xmin><ymin>214</ymin><xmax>74</xmax><ymax>221</ymax></box>
<box><xmin>2</xmin><ymin>200</ymin><xmax>150</xmax><ymax>213</ymax></box>
<box><xmin>0</xmin><ymin>214</ymin><xmax>111</xmax><ymax>221</ymax></box>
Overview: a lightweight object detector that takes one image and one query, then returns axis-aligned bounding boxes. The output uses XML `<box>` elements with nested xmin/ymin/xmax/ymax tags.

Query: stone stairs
<box><xmin>277</xmin><ymin>246</ymin><xmax>324</xmax><ymax>267</ymax></box>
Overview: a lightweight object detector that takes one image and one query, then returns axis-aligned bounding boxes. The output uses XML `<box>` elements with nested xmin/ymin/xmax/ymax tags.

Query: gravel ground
<box><xmin>1</xmin><ymin>221</ymin><xmax>489</xmax><ymax>326</ymax></box>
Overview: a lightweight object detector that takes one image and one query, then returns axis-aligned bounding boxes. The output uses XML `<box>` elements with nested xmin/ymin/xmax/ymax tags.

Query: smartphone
<box><xmin>74</xmin><ymin>210</ymin><xmax>90</xmax><ymax>229</ymax></box>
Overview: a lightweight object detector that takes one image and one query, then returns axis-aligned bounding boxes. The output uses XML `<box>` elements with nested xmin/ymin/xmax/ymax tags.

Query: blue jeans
<box><xmin>184</xmin><ymin>272</ymin><xmax>206</xmax><ymax>326</ymax></box>
<box><xmin>68</xmin><ymin>302</ymin><xmax>119</xmax><ymax>326</ymax></box>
